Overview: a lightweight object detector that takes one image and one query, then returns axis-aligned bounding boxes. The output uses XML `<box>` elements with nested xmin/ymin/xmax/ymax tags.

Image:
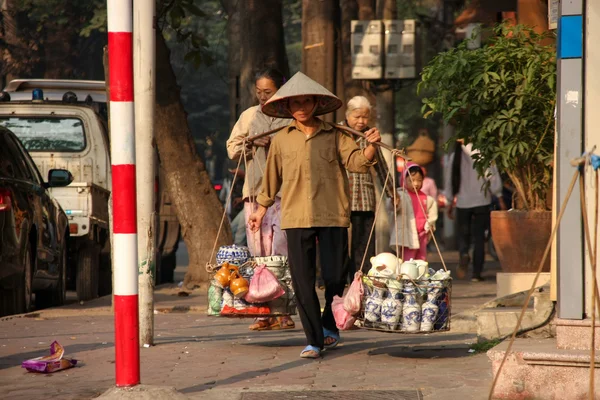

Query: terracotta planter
<box><xmin>490</xmin><ymin>210</ymin><xmax>552</xmax><ymax>273</ymax></box>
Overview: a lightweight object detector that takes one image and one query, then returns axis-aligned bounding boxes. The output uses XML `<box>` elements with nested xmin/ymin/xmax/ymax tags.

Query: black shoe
<box><xmin>470</xmin><ymin>276</ymin><xmax>485</xmax><ymax>282</ymax></box>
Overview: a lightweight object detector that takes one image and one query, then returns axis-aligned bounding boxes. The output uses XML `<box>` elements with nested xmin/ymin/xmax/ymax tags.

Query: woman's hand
<box><xmin>253</xmin><ymin>136</ymin><xmax>271</xmax><ymax>148</ymax></box>
<box><xmin>364</xmin><ymin>127</ymin><xmax>381</xmax><ymax>144</ymax></box>
<box><xmin>248</xmin><ymin>205</ymin><xmax>268</xmax><ymax>232</ymax></box>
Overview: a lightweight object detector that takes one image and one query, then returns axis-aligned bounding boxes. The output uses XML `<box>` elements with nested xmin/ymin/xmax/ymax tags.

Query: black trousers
<box><xmin>286</xmin><ymin>227</ymin><xmax>348</xmax><ymax>349</ymax></box>
<box><xmin>456</xmin><ymin>205</ymin><xmax>490</xmax><ymax>278</ymax></box>
<box><xmin>348</xmin><ymin>211</ymin><xmax>376</xmax><ymax>282</ymax></box>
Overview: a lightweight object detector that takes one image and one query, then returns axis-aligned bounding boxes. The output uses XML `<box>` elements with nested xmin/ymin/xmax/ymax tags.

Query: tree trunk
<box><xmin>357</xmin><ymin>0</ymin><xmax>376</xmax><ymax>19</ymax></box>
<box><xmin>340</xmin><ymin>0</ymin><xmax>377</xmax><ymax>122</ymax></box>
<box><xmin>223</xmin><ymin>0</ymin><xmax>241</xmax><ymax>131</ymax></box>
<box><xmin>239</xmin><ymin>0</ymin><xmax>289</xmax><ymax>111</ymax></box>
<box><xmin>302</xmin><ymin>0</ymin><xmax>340</xmax><ymax>123</ymax></box>
<box><xmin>155</xmin><ymin>31</ymin><xmax>232</xmax><ymax>288</ymax></box>
<box><xmin>374</xmin><ymin>0</ymin><xmax>396</xmax><ymax>151</ymax></box>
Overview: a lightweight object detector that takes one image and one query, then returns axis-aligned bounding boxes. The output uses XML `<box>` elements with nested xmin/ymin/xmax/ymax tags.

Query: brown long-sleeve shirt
<box><xmin>256</xmin><ymin>119</ymin><xmax>376</xmax><ymax>229</ymax></box>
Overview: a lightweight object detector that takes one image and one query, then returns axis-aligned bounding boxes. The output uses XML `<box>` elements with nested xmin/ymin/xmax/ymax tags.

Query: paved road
<box><xmin>0</xmin><ymin>245</ymin><xmax>501</xmax><ymax>400</ymax></box>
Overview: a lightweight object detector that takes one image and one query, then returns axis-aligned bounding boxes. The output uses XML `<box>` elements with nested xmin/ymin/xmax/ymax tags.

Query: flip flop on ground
<box><xmin>300</xmin><ymin>345</ymin><xmax>321</xmax><ymax>359</ymax></box>
<box><xmin>323</xmin><ymin>328</ymin><xmax>340</xmax><ymax>349</ymax></box>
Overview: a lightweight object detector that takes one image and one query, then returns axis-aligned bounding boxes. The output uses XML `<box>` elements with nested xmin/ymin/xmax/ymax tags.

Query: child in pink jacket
<box><xmin>389</xmin><ymin>162</ymin><xmax>438</xmax><ymax>261</ymax></box>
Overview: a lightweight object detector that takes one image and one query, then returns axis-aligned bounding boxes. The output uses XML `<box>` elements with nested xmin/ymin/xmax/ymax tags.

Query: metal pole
<box><xmin>107</xmin><ymin>0</ymin><xmax>140</xmax><ymax>386</ymax></box>
<box><xmin>134</xmin><ymin>0</ymin><xmax>156</xmax><ymax>347</ymax></box>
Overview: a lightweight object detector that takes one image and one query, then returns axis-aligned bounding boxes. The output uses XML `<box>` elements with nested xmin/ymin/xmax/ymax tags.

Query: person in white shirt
<box><xmin>444</xmin><ymin>140</ymin><xmax>506</xmax><ymax>281</ymax></box>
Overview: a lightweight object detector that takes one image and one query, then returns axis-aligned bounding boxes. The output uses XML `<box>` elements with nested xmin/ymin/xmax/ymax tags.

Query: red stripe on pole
<box><xmin>112</xmin><ymin>164</ymin><xmax>137</xmax><ymax>234</ymax></box>
<box><xmin>114</xmin><ymin>294</ymin><xmax>140</xmax><ymax>386</ymax></box>
<box><xmin>108</xmin><ymin>32</ymin><xmax>134</xmax><ymax>102</ymax></box>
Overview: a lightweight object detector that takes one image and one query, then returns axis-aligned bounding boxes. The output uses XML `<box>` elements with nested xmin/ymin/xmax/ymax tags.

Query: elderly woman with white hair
<box><xmin>341</xmin><ymin>96</ymin><xmax>389</xmax><ymax>283</ymax></box>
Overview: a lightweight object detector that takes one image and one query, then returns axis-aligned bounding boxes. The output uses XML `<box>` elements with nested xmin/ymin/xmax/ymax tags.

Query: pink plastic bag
<box><xmin>244</xmin><ymin>265</ymin><xmax>285</xmax><ymax>303</ymax></box>
<box><xmin>333</xmin><ymin>295</ymin><xmax>356</xmax><ymax>330</ymax></box>
<box><xmin>343</xmin><ymin>271</ymin><xmax>364</xmax><ymax>315</ymax></box>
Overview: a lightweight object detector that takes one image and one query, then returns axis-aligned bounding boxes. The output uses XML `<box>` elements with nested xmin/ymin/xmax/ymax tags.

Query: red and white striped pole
<box><xmin>107</xmin><ymin>0</ymin><xmax>140</xmax><ymax>387</ymax></box>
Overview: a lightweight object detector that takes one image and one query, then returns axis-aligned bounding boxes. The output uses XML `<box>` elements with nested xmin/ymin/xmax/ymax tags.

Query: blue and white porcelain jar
<box><xmin>381</xmin><ymin>289</ymin><xmax>403</xmax><ymax>330</ymax></box>
<box><xmin>401</xmin><ymin>285</ymin><xmax>421</xmax><ymax>332</ymax></box>
<box><xmin>216</xmin><ymin>244</ymin><xmax>251</xmax><ymax>266</ymax></box>
<box><xmin>365</xmin><ymin>287</ymin><xmax>386</xmax><ymax>323</ymax></box>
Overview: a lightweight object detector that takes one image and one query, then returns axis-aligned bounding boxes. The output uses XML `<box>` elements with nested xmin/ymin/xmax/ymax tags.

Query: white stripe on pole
<box><xmin>107</xmin><ymin>0</ymin><xmax>133</xmax><ymax>32</ymax></box>
<box><xmin>109</xmin><ymin>102</ymin><xmax>136</xmax><ymax>165</ymax></box>
<box><xmin>113</xmin><ymin>233</ymin><xmax>139</xmax><ymax>296</ymax></box>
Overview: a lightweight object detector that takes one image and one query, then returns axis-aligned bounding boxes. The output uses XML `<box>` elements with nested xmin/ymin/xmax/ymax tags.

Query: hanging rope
<box><xmin>488</xmin><ymin>166</ymin><xmax>579</xmax><ymax>399</ymax></box>
<box><xmin>205</xmin><ymin>147</ymin><xmax>245</xmax><ymax>273</ymax></box>
<box><xmin>358</xmin><ymin>164</ymin><xmax>393</xmax><ymax>273</ymax></box>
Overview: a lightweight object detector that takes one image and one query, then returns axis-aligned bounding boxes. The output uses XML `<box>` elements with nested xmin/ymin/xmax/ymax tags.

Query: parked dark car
<box><xmin>0</xmin><ymin>126</ymin><xmax>72</xmax><ymax>317</ymax></box>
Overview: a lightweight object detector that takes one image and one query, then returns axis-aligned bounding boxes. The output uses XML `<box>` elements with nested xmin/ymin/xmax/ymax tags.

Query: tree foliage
<box><xmin>418</xmin><ymin>24</ymin><xmax>556</xmax><ymax>210</ymax></box>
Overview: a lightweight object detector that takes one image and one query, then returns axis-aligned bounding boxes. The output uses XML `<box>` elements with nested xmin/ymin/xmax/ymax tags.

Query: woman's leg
<box><xmin>286</xmin><ymin>228</ymin><xmax>323</xmax><ymax>348</ymax></box>
<box><xmin>471</xmin><ymin>205</ymin><xmax>491</xmax><ymax>280</ymax></box>
<box><xmin>317</xmin><ymin>227</ymin><xmax>349</xmax><ymax>335</ymax></box>
<box><xmin>456</xmin><ymin>207</ymin><xmax>473</xmax><ymax>278</ymax></box>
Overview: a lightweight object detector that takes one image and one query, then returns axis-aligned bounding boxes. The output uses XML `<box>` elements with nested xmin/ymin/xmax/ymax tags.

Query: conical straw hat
<box><xmin>262</xmin><ymin>72</ymin><xmax>343</xmax><ymax>118</ymax></box>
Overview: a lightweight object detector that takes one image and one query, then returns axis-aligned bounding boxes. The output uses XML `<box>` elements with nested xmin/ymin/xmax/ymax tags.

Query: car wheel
<box><xmin>76</xmin><ymin>244</ymin><xmax>100</xmax><ymax>301</ymax></box>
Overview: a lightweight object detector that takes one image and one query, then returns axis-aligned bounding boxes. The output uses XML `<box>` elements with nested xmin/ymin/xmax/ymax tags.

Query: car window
<box><xmin>0</xmin><ymin>130</ymin><xmax>36</xmax><ymax>182</ymax></box>
<box><xmin>11</xmin><ymin>134</ymin><xmax>44</xmax><ymax>185</ymax></box>
<box><xmin>0</xmin><ymin>117</ymin><xmax>86</xmax><ymax>152</ymax></box>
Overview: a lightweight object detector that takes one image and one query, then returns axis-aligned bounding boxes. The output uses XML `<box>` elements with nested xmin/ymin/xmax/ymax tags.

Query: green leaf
<box><xmin>182</xmin><ymin>2</ymin><xmax>206</xmax><ymax>17</ymax></box>
<box><xmin>170</xmin><ymin>5</ymin><xmax>185</xmax><ymax>29</ymax></box>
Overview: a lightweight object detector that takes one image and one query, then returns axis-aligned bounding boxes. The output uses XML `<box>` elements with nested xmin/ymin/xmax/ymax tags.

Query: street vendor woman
<box><xmin>248</xmin><ymin>72</ymin><xmax>382</xmax><ymax>359</ymax></box>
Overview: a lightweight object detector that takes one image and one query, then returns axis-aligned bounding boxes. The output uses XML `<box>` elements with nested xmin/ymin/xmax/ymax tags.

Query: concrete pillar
<box><xmin>556</xmin><ymin>0</ymin><xmax>584</xmax><ymax>320</ymax></box>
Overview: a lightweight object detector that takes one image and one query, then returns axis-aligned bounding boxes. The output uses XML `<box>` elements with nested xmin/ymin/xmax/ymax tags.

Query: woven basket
<box><xmin>354</xmin><ymin>275</ymin><xmax>452</xmax><ymax>333</ymax></box>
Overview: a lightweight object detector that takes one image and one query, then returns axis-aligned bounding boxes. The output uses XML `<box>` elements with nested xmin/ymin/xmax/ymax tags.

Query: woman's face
<box><xmin>255</xmin><ymin>77</ymin><xmax>278</xmax><ymax>106</ymax></box>
<box><xmin>289</xmin><ymin>95</ymin><xmax>316</xmax><ymax>123</ymax></box>
<box><xmin>347</xmin><ymin>108</ymin><xmax>370</xmax><ymax>131</ymax></box>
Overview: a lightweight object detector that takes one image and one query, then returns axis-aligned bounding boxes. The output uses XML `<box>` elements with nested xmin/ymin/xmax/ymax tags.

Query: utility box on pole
<box><xmin>351</xmin><ymin>19</ymin><xmax>419</xmax><ymax>80</ymax></box>
<box><xmin>351</xmin><ymin>20</ymin><xmax>384</xmax><ymax>79</ymax></box>
<box><xmin>383</xmin><ymin>19</ymin><xmax>418</xmax><ymax>79</ymax></box>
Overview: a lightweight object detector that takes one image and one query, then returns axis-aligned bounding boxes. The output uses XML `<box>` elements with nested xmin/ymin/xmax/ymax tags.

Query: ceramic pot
<box><xmin>381</xmin><ymin>289</ymin><xmax>403</xmax><ymax>330</ymax></box>
<box><xmin>207</xmin><ymin>283</ymin><xmax>223</xmax><ymax>316</ymax></box>
<box><xmin>399</xmin><ymin>259</ymin><xmax>420</xmax><ymax>280</ymax></box>
<box><xmin>420</xmin><ymin>291</ymin><xmax>439</xmax><ymax>332</ymax></box>
<box><xmin>216</xmin><ymin>244</ymin><xmax>251</xmax><ymax>266</ymax></box>
<box><xmin>221</xmin><ymin>289</ymin><xmax>234</xmax><ymax>310</ymax></box>
<box><xmin>230</xmin><ymin>274</ymin><xmax>249</xmax><ymax>298</ymax></box>
<box><xmin>365</xmin><ymin>287</ymin><xmax>386</xmax><ymax>323</ymax></box>
<box><xmin>401</xmin><ymin>286</ymin><xmax>421</xmax><ymax>332</ymax></box>
<box><xmin>491</xmin><ymin>210</ymin><xmax>551</xmax><ymax>272</ymax></box>
<box><xmin>214</xmin><ymin>263</ymin><xmax>240</xmax><ymax>288</ymax></box>
<box><xmin>434</xmin><ymin>288</ymin><xmax>450</xmax><ymax>330</ymax></box>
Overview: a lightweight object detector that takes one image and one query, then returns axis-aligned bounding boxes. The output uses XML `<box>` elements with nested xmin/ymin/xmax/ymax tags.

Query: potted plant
<box><xmin>417</xmin><ymin>23</ymin><xmax>556</xmax><ymax>272</ymax></box>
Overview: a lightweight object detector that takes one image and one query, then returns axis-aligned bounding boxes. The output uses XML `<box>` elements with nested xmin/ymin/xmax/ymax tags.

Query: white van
<box><xmin>0</xmin><ymin>79</ymin><xmax>180</xmax><ymax>300</ymax></box>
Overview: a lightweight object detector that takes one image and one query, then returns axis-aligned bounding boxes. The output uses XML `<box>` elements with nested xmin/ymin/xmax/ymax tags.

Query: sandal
<box><xmin>278</xmin><ymin>316</ymin><xmax>295</xmax><ymax>329</ymax></box>
<box><xmin>248</xmin><ymin>319</ymin><xmax>271</xmax><ymax>331</ymax></box>
<box><xmin>300</xmin><ymin>345</ymin><xmax>321</xmax><ymax>359</ymax></box>
<box><xmin>323</xmin><ymin>328</ymin><xmax>340</xmax><ymax>350</ymax></box>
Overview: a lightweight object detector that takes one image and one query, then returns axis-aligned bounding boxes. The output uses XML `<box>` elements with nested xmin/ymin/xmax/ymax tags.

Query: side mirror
<box><xmin>47</xmin><ymin>169</ymin><xmax>73</xmax><ymax>188</ymax></box>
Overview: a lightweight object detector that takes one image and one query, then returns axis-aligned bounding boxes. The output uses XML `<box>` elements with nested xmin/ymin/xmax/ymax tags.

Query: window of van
<box><xmin>0</xmin><ymin>117</ymin><xmax>86</xmax><ymax>152</ymax></box>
